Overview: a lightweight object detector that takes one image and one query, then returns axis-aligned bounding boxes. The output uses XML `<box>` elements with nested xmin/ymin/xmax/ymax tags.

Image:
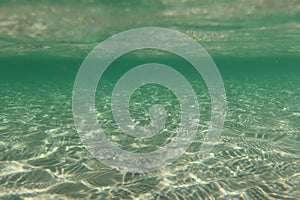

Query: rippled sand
<box><xmin>0</xmin><ymin>0</ymin><xmax>299</xmax><ymax>199</ymax></box>
<box><xmin>0</xmin><ymin>72</ymin><xmax>299</xmax><ymax>199</ymax></box>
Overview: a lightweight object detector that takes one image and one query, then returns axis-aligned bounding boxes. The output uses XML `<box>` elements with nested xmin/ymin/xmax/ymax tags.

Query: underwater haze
<box><xmin>0</xmin><ymin>0</ymin><xmax>300</xmax><ymax>199</ymax></box>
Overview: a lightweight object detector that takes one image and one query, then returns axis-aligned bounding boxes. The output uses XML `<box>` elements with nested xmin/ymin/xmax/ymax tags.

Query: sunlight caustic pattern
<box><xmin>72</xmin><ymin>27</ymin><xmax>226</xmax><ymax>173</ymax></box>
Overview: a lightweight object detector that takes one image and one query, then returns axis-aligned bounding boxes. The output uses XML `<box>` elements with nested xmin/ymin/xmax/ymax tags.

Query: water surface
<box><xmin>0</xmin><ymin>0</ymin><xmax>299</xmax><ymax>199</ymax></box>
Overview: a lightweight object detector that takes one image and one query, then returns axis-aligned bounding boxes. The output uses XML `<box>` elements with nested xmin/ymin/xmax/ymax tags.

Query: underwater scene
<box><xmin>0</xmin><ymin>0</ymin><xmax>299</xmax><ymax>199</ymax></box>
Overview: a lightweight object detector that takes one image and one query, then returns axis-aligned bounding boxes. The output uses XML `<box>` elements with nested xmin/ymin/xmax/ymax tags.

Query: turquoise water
<box><xmin>1</xmin><ymin>1</ymin><xmax>300</xmax><ymax>199</ymax></box>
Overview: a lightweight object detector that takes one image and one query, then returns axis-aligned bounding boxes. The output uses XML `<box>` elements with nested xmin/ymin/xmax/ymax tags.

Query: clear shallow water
<box><xmin>1</xmin><ymin>0</ymin><xmax>300</xmax><ymax>199</ymax></box>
